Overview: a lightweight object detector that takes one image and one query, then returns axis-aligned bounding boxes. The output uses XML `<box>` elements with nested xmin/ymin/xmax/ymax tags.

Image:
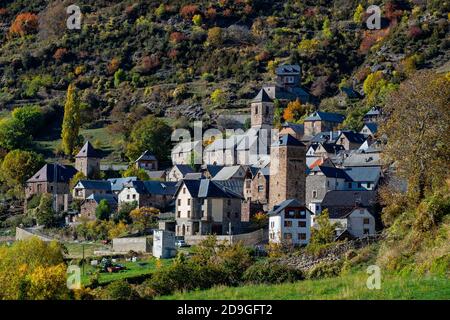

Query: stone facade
<box><xmin>269</xmin><ymin>137</ymin><xmax>306</xmax><ymax>209</ymax></box>
<box><xmin>251</xmin><ymin>101</ymin><xmax>274</xmax><ymax>128</ymax></box>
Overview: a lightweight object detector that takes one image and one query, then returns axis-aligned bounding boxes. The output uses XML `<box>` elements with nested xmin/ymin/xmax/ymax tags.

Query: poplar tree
<box><xmin>61</xmin><ymin>84</ymin><xmax>81</xmax><ymax>157</ymax></box>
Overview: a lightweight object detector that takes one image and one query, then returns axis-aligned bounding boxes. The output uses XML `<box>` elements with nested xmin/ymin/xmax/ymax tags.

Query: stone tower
<box><xmin>251</xmin><ymin>89</ymin><xmax>274</xmax><ymax>129</ymax></box>
<box><xmin>269</xmin><ymin>134</ymin><xmax>306</xmax><ymax>209</ymax></box>
<box><xmin>75</xmin><ymin>141</ymin><xmax>101</xmax><ymax>178</ymax></box>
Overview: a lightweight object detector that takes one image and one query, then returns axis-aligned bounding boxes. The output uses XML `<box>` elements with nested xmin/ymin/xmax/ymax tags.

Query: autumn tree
<box><xmin>33</xmin><ymin>193</ymin><xmax>56</xmax><ymax>227</ymax></box>
<box><xmin>69</xmin><ymin>171</ymin><xmax>87</xmax><ymax>189</ymax></box>
<box><xmin>353</xmin><ymin>4</ymin><xmax>364</xmax><ymax>23</ymax></box>
<box><xmin>0</xmin><ymin>238</ymin><xmax>67</xmax><ymax>300</ymax></box>
<box><xmin>207</xmin><ymin>27</ymin><xmax>223</xmax><ymax>46</ymax></box>
<box><xmin>380</xmin><ymin>71</ymin><xmax>450</xmax><ymax>201</ymax></box>
<box><xmin>125</xmin><ymin>115</ymin><xmax>172</xmax><ymax>164</ymax></box>
<box><xmin>130</xmin><ymin>207</ymin><xmax>159</xmax><ymax>232</ymax></box>
<box><xmin>283</xmin><ymin>99</ymin><xmax>308</xmax><ymax>123</ymax></box>
<box><xmin>61</xmin><ymin>84</ymin><xmax>81</xmax><ymax>157</ymax></box>
<box><xmin>0</xmin><ymin>149</ymin><xmax>44</xmax><ymax>196</ymax></box>
<box><xmin>9</xmin><ymin>13</ymin><xmax>39</xmax><ymax>38</ymax></box>
<box><xmin>121</xmin><ymin>166</ymin><xmax>150</xmax><ymax>181</ymax></box>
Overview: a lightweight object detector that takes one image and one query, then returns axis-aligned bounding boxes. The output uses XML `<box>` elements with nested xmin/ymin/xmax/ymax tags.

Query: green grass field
<box><xmin>158</xmin><ymin>273</ymin><xmax>450</xmax><ymax>300</ymax></box>
<box><xmin>81</xmin><ymin>257</ymin><xmax>172</xmax><ymax>286</ymax></box>
<box><xmin>63</xmin><ymin>242</ymin><xmax>111</xmax><ymax>259</ymax></box>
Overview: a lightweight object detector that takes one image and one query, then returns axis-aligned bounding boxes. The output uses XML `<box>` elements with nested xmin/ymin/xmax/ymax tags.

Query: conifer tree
<box><xmin>61</xmin><ymin>84</ymin><xmax>81</xmax><ymax>157</ymax></box>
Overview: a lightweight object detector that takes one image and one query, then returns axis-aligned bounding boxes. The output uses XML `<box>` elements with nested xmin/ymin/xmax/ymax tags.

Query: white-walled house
<box><xmin>167</xmin><ymin>165</ymin><xmax>195</xmax><ymax>182</ymax></box>
<box><xmin>118</xmin><ymin>180</ymin><xmax>177</xmax><ymax>210</ymax></box>
<box><xmin>268</xmin><ymin>199</ymin><xmax>312</xmax><ymax>246</ymax></box>
<box><xmin>328</xmin><ymin>207</ymin><xmax>377</xmax><ymax>238</ymax></box>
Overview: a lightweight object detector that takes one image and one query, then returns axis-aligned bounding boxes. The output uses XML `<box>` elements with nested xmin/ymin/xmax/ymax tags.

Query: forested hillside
<box><xmin>0</xmin><ymin>0</ymin><xmax>448</xmax><ymax>133</ymax></box>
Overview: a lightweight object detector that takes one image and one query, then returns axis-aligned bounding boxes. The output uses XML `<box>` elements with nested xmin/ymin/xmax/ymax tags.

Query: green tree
<box><xmin>192</xmin><ymin>14</ymin><xmax>202</xmax><ymax>26</ymax></box>
<box><xmin>130</xmin><ymin>207</ymin><xmax>159</xmax><ymax>232</ymax></box>
<box><xmin>207</xmin><ymin>27</ymin><xmax>223</xmax><ymax>46</ymax></box>
<box><xmin>11</xmin><ymin>105</ymin><xmax>43</xmax><ymax>136</ymax></box>
<box><xmin>1</xmin><ymin>150</ymin><xmax>44</xmax><ymax>196</ymax></box>
<box><xmin>95</xmin><ymin>199</ymin><xmax>111</xmax><ymax>220</ymax></box>
<box><xmin>125</xmin><ymin>115</ymin><xmax>172</xmax><ymax>164</ymax></box>
<box><xmin>61</xmin><ymin>84</ymin><xmax>81</xmax><ymax>157</ymax></box>
<box><xmin>322</xmin><ymin>17</ymin><xmax>332</xmax><ymax>39</ymax></box>
<box><xmin>309</xmin><ymin>209</ymin><xmax>336</xmax><ymax>246</ymax></box>
<box><xmin>114</xmin><ymin>69</ymin><xmax>126</xmax><ymax>87</ymax></box>
<box><xmin>210</xmin><ymin>89</ymin><xmax>227</xmax><ymax>106</ymax></box>
<box><xmin>34</xmin><ymin>193</ymin><xmax>55</xmax><ymax>227</ymax></box>
<box><xmin>69</xmin><ymin>171</ymin><xmax>87</xmax><ymax>189</ymax></box>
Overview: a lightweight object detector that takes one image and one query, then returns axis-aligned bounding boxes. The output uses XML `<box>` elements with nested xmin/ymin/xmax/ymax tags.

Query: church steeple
<box><xmin>251</xmin><ymin>89</ymin><xmax>274</xmax><ymax>128</ymax></box>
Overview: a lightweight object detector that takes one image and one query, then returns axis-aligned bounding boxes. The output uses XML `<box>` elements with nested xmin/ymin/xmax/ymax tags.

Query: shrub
<box><xmin>103</xmin><ymin>280</ymin><xmax>136</xmax><ymax>300</ymax></box>
<box><xmin>180</xmin><ymin>5</ymin><xmax>198</xmax><ymax>19</ymax></box>
<box><xmin>243</xmin><ymin>260</ymin><xmax>304</xmax><ymax>284</ymax></box>
<box><xmin>307</xmin><ymin>261</ymin><xmax>343</xmax><ymax>279</ymax></box>
<box><xmin>9</xmin><ymin>13</ymin><xmax>39</xmax><ymax>37</ymax></box>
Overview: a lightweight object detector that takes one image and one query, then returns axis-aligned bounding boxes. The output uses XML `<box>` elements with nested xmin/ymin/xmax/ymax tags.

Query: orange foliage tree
<box><xmin>180</xmin><ymin>5</ymin><xmax>198</xmax><ymax>19</ymax></box>
<box><xmin>283</xmin><ymin>99</ymin><xmax>307</xmax><ymax>123</ymax></box>
<box><xmin>9</xmin><ymin>12</ymin><xmax>39</xmax><ymax>37</ymax></box>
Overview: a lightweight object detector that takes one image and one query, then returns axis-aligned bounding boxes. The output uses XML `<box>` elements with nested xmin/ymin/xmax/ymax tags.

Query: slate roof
<box><xmin>107</xmin><ymin>177</ymin><xmax>138</xmax><ymax>192</ymax></box>
<box><xmin>310</xmin><ymin>131</ymin><xmax>341</xmax><ymax>144</ymax></box>
<box><xmin>275</xmin><ymin>64</ymin><xmax>301</xmax><ymax>75</ymax></box>
<box><xmin>135</xmin><ymin>150</ymin><xmax>157</xmax><ymax>162</ymax></box>
<box><xmin>202</xmin><ymin>165</ymin><xmax>225</xmax><ymax>178</ymax></box>
<box><xmin>212</xmin><ymin>166</ymin><xmax>244</xmax><ymax>181</ymax></box>
<box><xmin>268</xmin><ymin>199</ymin><xmax>309</xmax><ymax>216</ymax></box>
<box><xmin>320</xmin><ymin>143</ymin><xmax>345</xmax><ymax>154</ymax></box>
<box><xmin>214</xmin><ymin>180</ymin><xmax>245</xmax><ymax>196</ymax></box>
<box><xmin>338</xmin><ymin>131</ymin><xmax>366</xmax><ymax>144</ymax></box>
<box><xmin>304</xmin><ymin>111</ymin><xmax>345</xmax><ymax>123</ymax></box>
<box><xmin>272</xmin><ymin>134</ymin><xmax>305</xmax><ymax>147</ymax></box>
<box><xmin>365</xmin><ymin>107</ymin><xmax>381</xmax><ymax>117</ymax></box>
<box><xmin>76</xmin><ymin>141</ymin><xmax>101</xmax><ymax>158</ymax></box>
<box><xmin>125</xmin><ymin>181</ymin><xmax>178</xmax><ymax>196</ymax></box>
<box><xmin>321</xmin><ymin>191</ymin><xmax>378</xmax><ymax>208</ymax></box>
<box><xmin>172</xmin><ymin>165</ymin><xmax>195</xmax><ymax>176</ymax></box>
<box><xmin>252</xmin><ymin>88</ymin><xmax>272</xmax><ymax>103</ymax></box>
<box><xmin>342</xmin><ymin>151</ymin><xmax>381</xmax><ymax>167</ymax></box>
<box><xmin>318</xmin><ymin>166</ymin><xmax>352</xmax><ymax>180</ymax></box>
<box><xmin>327</xmin><ymin>206</ymin><xmax>376</xmax><ymax>220</ymax></box>
<box><xmin>177</xmin><ymin>179</ymin><xmax>243</xmax><ymax>199</ymax></box>
<box><xmin>282</xmin><ymin>122</ymin><xmax>304</xmax><ymax>136</ymax></box>
<box><xmin>263</xmin><ymin>85</ymin><xmax>311</xmax><ymax>104</ymax></box>
<box><xmin>76</xmin><ymin>180</ymin><xmax>111</xmax><ymax>191</ymax></box>
<box><xmin>340</xmin><ymin>87</ymin><xmax>362</xmax><ymax>99</ymax></box>
<box><xmin>363</xmin><ymin>123</ymin><xmax>378</xmax><ymax>134</ymax></box>
<box><xmin>27</xmin><ymin>164</ymin><xmax>77</xmax><ymax>183</ymax></box>
<box><xmin>147</xmin><ymin>171</ymin><xmax>166</xmax><ymax>180</ymax></box>
<box><xmin>184</xmin><ymin>172</ymin><xmax>205</xmax><ymax>180</ymax></box>
<box><xmin>343</xmin><ymin>167</ymin><xmax>381</xmax><ymax>183</ymax></box>
<box><xmin>86</xmin><ymin>194</ymin><xmax>118</xmax><ymax>206</ymax></box>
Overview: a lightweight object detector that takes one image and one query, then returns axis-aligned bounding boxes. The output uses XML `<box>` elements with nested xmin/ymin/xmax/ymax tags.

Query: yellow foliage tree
<box><xmin>283</xmin><ymin>99</ymin><xmax>307</xmax><ymax>123</ymax></box>
<box><xmin>28</xmin><ymin>264</ymin><xmax>68</xmax><ymax>300</ymax></box>
<box><xmin>130</xmin><ymin>207</ymin><xmax>159</xmax><ymax>232</ymax></box>
<box><xmin>61</xmin><ymin>84</ymin><xmax>81</xmax><ymax>157</ymax></box>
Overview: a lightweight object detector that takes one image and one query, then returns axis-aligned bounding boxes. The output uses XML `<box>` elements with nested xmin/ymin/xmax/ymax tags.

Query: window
<box><xmin>284</xmin><ymin>220</ymin><xmax>292</xmax><ymax>227</ymax></box>
<box><xmin>255</xmin><ymin>106</ymin><xmax>258</xmax><ymax>114</ymax></box>
<box><xmin>312</xmin><ymin>190</ymin><xmax>317</xmax><ymax>199</ymax></box>
<box><xmin>178</xmin><ymin>199</ymin><xmax>181</xmax><ymax>206</ymax></box>
<box><xmin>258</xmin><ymin>185</ymin><xmax>264</xmax><ymax>192</ymax></box>
<box><xmin>298</xmin><ymin>233</ymin><xmax>306</xmax><ymax>240</ymax></box>
<box><xmin>299</xmin><ymin>210</ymin><xmax>306</xmax><ymax>217</ymax></box>
<box><xmin>127</xmin><ymin>194</ymin><xmax>130</xmax><ymax>200</ymax></box>
<box><xmin>348</xmin><ymin>182</ymin><xmax>352</xmax><ymax>189</ymax></box>
<box><xmin>270</xmin><ymin>221</ymin><xmax>274</xmax><ymax>228</ymax></box>
<box><xmin>363</xmin><ymin>228</ymin><xmax>370</xmax><ymax>235</ymax></box>
<box><xmin>177</xmin><ymin>211</ymin><xmax>181</xmax><ymax>218</ymax></box>
<box><xmin>363</xmin><ymin>218</ymin><xmax>370</xmax><ymax>225</ymax></box>
<box><xmin>187</xmin><ymin>210</ymin><xmax>191</xmax><ymax>218</ymax></box>
<box><xmin>246</xmin><ymin>180</ymin><xmax>251</xmax><ymax>188</ymax></box>
<box><xmin>298</xmin><ymin>221</ymin><xmax>306</xmax><ymax>228</ymax></box>
<box><xmin>186</xmin><ymin>226</ymin><xmax>190</xmax><ymax>232</ymax></box>
<box><xmin>227</xmin><ymin>199</ymin><xmax>231</xmax><ymax>205</ymax></box>
<box><xmin>367</xmin><ymin>182</ymin><xmax>372</xmax><ymax>188</ymax></box>
<box><xmin>187</xmin><ymin>199</ymin><xmax>191</xmax><ymax>205</ymax></box>
<box><xmin>132</xmin><ymin>194</ymin><xmax>136</xmax><ymax>200</ymax></box>
<box><xmin>283</xmin><ymin>233</ymin><xmax>292</xmax><ymax>240</ymax></box>
<box><xmin>183</xmin><ymin>188</ymin><xmax>186</xmax><ymax>194</ymax></box>
<box><xmin>288</xmin><ymin>210</ymin><xmax>295</xmax><ymax>217</ymax></box>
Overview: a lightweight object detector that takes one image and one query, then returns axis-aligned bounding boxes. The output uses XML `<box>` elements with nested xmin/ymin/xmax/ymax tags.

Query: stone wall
<box><xmin>112</xmin><ymin>237</ymin><xmax>151</xmax><ymax>253</ymax></box>
<box><xmin>184</xmin><ymin>228</ymin><xmax>267</xmax><ymax>246</ymax></box>
<box><xmin>15</xmin><ymin>227</ymin><xmax>53</xmax><ymax>242</ymax></box>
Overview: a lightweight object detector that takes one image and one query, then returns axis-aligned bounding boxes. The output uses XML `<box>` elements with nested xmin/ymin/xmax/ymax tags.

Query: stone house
<box><xmin>118</xmin><ymin>180</ymin><xmax>177</xmax><ymax>210</ymax></box>
<box><xmin>171</xmin><ymin>140</ymin><xmax>201</xmax><ymax>165</ymax></box>
<box><xmin>363</xmin><ymin>107</ymin><xmax>381</xmax><ymax>123</ymax></box>
<box><xmin>75</xmin><ymin>141</ymin><xmax>101</xmax><ymax>178</ymax></box>
<box><xmin>72</xmin><ymin>180</ymin><xmax>112</xmax><ymax>200</ymax></box>
<box><xmin>244</xmin><ymin>166</ymin><xmax>270</xmax><ymax>205</ymax></box>
<box><xmin>268</xmin><ymin>199</ymin><xmax>312</xmax><ymax>246</ymax></box>
<box><xmin>303</xmin><ymin>112</ymin><xmax>345</xmax><ymax>137</ymax></box>
<box><xmin>269</xmin><ymin>134</ymin><xmax>306</xmax><ymax>209</ymax></box>
<box><xmin>174</xmin><ymin>179</ymin><xmax>244</xmax><ymax>236</ymax></box>
<box><xmin>280</xmin><ymin>122</ymin><xmax>305</xmax><ymax>141</ymax></box>
<box><xmin>201</xmin><ymin>164</ymin><xmax>225</xmax><ymax>179</ymax></box>
<box><xmin>360</xmin><ymin>123</ymin><xmax>378</xmax><ymax>137</ymax></box>
<box><xmin>328</xmin><ymin>206</ymin><xmax>377</xmax><ymax>238</ymax></box>
<box><xmin>25</xmin><ymin>163</ymin><xmax>77</xmax><ymax>212</ymax></box>
<box><xmin>79</xmin><ymin>194</ymin><xmax>118</xmax><ymax>221</ymax></box>
<box><xmin>335</xmin><ymin>131</ymin><xmax>367</xmax><ymax>150</ymax></box>
<box><xmin>312</xmin><ymin>142</ymin><xmax>345</xmax><ymax>158</ymax></box>
<box><xmin>135</xmin><ymin>150</ymin><xmax>158</xmax><ymax>170</ymax></box>
<box><xmin>167</xmin><ymin>165</ymin><xmax>195</xmax><ymax>182</ymax></box>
